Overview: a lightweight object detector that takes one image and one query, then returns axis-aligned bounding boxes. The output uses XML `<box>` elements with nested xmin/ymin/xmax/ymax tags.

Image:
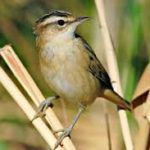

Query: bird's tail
<box><xmin>103</xmin><ymin>89</ymin><xmax>132</xmax><ymax>111</ymax></box>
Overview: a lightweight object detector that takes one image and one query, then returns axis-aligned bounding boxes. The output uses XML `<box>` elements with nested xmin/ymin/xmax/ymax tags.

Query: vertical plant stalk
<box><xmin>0</xmin><ymin>67</ymin><xmax>63</xmax><ymax>150</ymax></box>
<box><xmin>105</xmin><ymin>113</ymin><xmax>112</xmax><ymax>150</ymax></box>
<box><xmin>0</xmin><ymin>45</ymin><xmax>76</xmax><ymax>150</ymax></box>
<box><xmin>94</xmin><ymin>0</ymin><xmax>133</xmax><ymax>149</ymax></box>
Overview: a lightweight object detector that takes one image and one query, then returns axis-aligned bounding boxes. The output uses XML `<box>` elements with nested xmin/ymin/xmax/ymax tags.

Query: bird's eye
<box><xmin>57</xmin><ymin>20</ymin><xmax>65</xmax><ymax>26</ymax></box>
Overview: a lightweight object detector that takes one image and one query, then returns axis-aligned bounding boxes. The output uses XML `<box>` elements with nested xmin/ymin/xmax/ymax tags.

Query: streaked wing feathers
<box><xmin>75</xmin><ymin>34</ymin><xmax>113</xmax><ymax>90</ymax></box>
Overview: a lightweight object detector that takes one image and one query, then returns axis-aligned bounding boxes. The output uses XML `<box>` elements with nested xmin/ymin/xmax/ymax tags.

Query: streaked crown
<box><xmin>36</xmin><ymin>10</ymin><xmax>72</xmax><ymax>24</ymax></box>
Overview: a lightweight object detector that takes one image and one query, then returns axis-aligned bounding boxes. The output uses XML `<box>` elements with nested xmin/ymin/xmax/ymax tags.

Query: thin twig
<box><xmin>105</xmin><ymin>113</ymin><xmax>112</xmax><ymax>150</ymax></box>
<box><xmin>94</xmin><ymin>0</ymin><xmax>133</xmax><ymax>149</ymax></box>
<box><xmin>0</xmin><ymin>66</ymin><xmax>63</xmax><ymax>150</ymax></box>
<box><xmin>0</xmin><ymin>45</ymin><xmax>76</xmax><ymax>150</ymax></box>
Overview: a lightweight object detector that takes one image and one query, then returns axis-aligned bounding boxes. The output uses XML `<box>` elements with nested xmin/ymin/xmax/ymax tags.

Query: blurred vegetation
<box><xmin>117</xmin><ymin>0</ymin><xmax>149</xmax><ymax>100</ymax></box>
<box><xmin>0</xmin><ymin>0</ymin><xmax>149</xmax><ymax>149</ymax></box>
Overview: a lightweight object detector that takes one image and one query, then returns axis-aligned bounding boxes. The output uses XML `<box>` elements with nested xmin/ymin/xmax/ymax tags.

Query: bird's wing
<box><xmin>75</xmin><ymin>34</ymin><xmax>113</xmax><ymax>90</ymax></box>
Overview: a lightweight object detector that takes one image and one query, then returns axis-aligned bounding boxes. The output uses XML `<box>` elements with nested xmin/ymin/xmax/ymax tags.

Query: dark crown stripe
<box><xmin>36</xmin><ymin>10</ymin><xmax>72</xmax><ymax>24</ymax></box>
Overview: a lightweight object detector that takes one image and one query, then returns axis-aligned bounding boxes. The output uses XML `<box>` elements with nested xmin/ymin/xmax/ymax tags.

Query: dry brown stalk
<box><xmin>0</xmin><ymin>66</ymin><xmax>63</xmax><ymax>150</ymax></box>
<box><xmin>94</xmin><ymin>0</ymin><xmax>133</xmax><ymax>149</ymax></box>
<box><xmin>0</xmin><ymin>45</ymin><xmax>76</xmax><ymax>150</ymax></box>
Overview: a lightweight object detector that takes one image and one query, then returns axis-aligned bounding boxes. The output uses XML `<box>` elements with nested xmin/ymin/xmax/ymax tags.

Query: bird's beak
<box><xmin>68</xmin><ymin>16</ymin><xmax>89</xmax><ymax>32</ymax></box>
<box><xmin>74</xmin><ymin>16</ymin><xmax>90</xmax><ymax>24</ymax></box>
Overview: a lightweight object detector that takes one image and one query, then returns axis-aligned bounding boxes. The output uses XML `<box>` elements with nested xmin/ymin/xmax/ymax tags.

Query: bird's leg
<box><xmin>54</xmin><ymin>105</ymin><xmax>85</xmax><ymax>150</ymax></box>
<box><xmin>32</xmin><ymin>95</ymin><xmax>59</xmax><ymax>121</ymax></box>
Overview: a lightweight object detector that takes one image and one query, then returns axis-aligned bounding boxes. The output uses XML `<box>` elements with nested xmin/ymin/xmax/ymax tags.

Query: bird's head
<box><xmin>34</xmin><ymin>10</ymin><xmax>89</xmax><ymax>40</ymax></box>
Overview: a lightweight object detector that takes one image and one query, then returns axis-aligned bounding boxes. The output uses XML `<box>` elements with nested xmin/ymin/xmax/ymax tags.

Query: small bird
<box><xmin>34</xmin><ymin>10</ymin><xmax>131</xmax><ymax>149</ymax></box>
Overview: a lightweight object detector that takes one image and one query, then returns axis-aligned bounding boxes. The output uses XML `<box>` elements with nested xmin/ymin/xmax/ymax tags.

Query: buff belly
<box><xmin>40</xmin><ymin>60</ymin><xmax>100</xmax><ymax>106</ymax></box>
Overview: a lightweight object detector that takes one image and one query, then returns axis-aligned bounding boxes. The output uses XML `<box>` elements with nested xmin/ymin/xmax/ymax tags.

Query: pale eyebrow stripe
<box><xmin>39</xmin><ymin>16</ymin><xmax>75</xmax><ymax>28</ymax></box>
<box><xmin>41</xmin><ymin>20</ymin><xmax>72</xmax><ymax>29</ymax></box>
<box><xmin>41</xmin><ymin>16</ymin><xmax>67</xmax><ymax>25</ymax></box>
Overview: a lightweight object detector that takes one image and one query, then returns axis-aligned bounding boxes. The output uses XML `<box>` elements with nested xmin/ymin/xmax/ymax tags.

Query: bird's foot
<box><xmin>32</xmin><ymin>96</ymin><xmax>58</xmax><ymax>121</ymax></box>
<box><xmin>53</xmin><ymin>106</ymin><xmax>85</xmax><ymax>149</ymax></box>
<box><xmin>53</xmin><ymin>126</ymin><xmax>72</xmax><ymax>150</ymax></box>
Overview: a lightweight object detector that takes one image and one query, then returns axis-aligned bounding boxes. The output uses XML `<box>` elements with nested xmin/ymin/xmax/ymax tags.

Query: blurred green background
<box><xmin>0</xmin><ymin>0</ymin><xmax>149</xmax><ymax>149</ymax></box>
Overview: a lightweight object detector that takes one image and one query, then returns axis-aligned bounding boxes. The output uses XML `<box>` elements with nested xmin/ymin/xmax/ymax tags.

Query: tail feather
<box><xmin>102</xmin><ymin>89</ymin><xmax>132</xmax><ymax>111</ymax></box>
